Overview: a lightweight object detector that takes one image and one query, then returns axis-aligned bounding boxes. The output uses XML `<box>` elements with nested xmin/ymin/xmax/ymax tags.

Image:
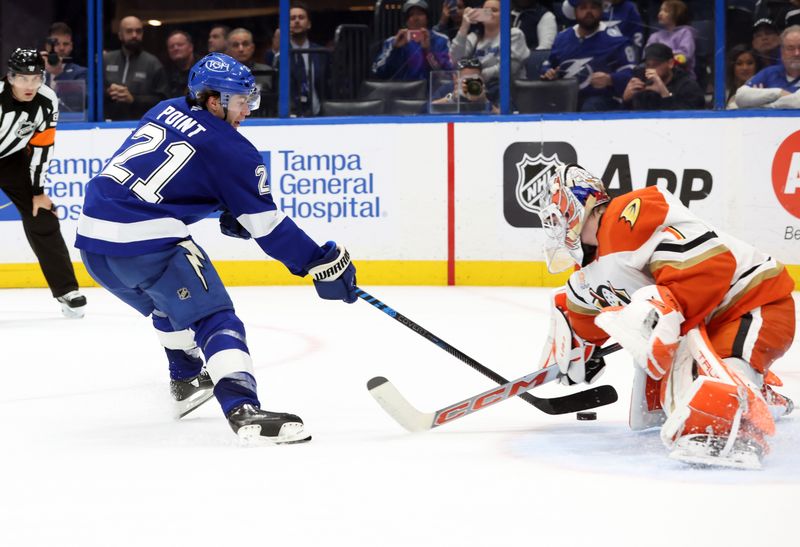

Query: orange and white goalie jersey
<box><xmin>565</xmin><ymin>186</ymin><xmax>794</xmax><ymax>345</ymax></box>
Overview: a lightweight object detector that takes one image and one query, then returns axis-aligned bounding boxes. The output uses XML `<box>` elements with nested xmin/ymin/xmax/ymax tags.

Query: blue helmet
<box><xmin>187</xmin><ymin>52</ymin><xmax>260</xmax><ymax>110</ymax></box>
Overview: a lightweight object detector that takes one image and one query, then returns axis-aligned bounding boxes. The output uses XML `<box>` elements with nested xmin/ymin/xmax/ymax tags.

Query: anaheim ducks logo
<box><xmin>589</xmin><ymin>282</ymin><xmax>631</xmax><ymax>309</ymax></box>
<box><xmin>619</xmin><ymin>197</ymin><xmax>641</xmax><ymax>228</ymax></box>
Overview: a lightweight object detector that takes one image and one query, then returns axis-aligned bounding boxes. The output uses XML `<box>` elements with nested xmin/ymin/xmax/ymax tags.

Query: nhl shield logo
<box><xmin>15</xmin><ymin>121</ymin><xmax>36</xmax><ymax>139</ymax></box>
<box><xmin>503</xmin><ymin>142</ymin><xmax>577</xmax><ymax>228</ymax></box>
<box><xmin>515</xmin><ymin>153</ymin><xmax>562</xmax><ymax>215</ymax></box>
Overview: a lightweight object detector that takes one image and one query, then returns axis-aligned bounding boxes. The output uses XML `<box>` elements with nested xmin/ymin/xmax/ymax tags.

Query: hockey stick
<box><xmin>367</xmin><ymin>343</ymin><xmax>621</xmax><ymax>432</ymax></box>
<box><xmin>356</xmin><ymin>287</ymin><xmax>619</xmax><ymax>415</ymax></box>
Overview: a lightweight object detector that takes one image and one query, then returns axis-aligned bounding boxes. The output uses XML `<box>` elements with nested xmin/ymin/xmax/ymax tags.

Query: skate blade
<box><xmin>174</xmin><ymin>389</ymin><xmax>215</xmax><ymax>419</ymax></box>
<box><xmin>668</xmin><ymin>449</ymin><xmax>762</xmax><ymax>470</ymax></box>
<box><xmin>237</xmin><ymin>422</ymin><xmax>312</xmax><ymax>447</ymax></box>
<box><xmin>60</xmin><ymin>304</ymin><xmax>86</xmax><ymax>319</ymax></box>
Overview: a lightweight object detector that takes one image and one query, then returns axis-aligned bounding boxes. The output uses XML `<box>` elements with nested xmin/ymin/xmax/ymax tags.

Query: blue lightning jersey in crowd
<box><xmin>75</xmin><ymin>97</ymin><xmax>324</xmax><ymax>275</ymax></box>
<box><xmin>746</xmin><ymin>64</ymin><xmax>800</xmax><ymax>93</ymax></box>
<box><xmin>603</xmin><ymin>1</ymin><xmax>643</xmax><ymax>50</ymax></box>
<box><xmin>542</xmin><ymin>23</ymin><xmax>637</xmax><ymax>100</ymax></box>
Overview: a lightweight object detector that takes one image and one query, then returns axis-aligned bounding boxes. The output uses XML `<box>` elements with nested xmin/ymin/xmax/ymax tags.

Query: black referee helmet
<box><xmin>8</xmin><ymin>48</ymin><xmax>45</xmax><ymax>75</ymax></box>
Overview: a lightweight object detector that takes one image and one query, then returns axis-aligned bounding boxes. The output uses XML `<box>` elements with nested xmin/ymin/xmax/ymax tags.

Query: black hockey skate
<box><xmin>56</xmin><ymin>290</ymin><xmax>87</xmax><ymax>319</ymax></box>
<box><xmin>226</xmin><ymin>403</ymin><xmax>311</xmax><ymax>445</ymax></box>
<box><xmin>170</xmin><ymin>369</ymin><xmax>214</xmax><ymax>419</ymax></box>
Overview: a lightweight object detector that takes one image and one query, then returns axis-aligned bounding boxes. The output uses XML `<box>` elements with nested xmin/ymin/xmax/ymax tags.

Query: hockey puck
<box><xmin>576</xmin><ymin>411</ymin><xmax>597</xmax><ymax>421</ymax></box>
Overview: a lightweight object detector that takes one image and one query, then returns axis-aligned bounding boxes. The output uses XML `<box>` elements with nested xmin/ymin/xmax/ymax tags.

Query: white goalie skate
<box><xmin>668</xmin><ymin>434</ymin><xmax>764</xmax><ymax>470</ymax></box>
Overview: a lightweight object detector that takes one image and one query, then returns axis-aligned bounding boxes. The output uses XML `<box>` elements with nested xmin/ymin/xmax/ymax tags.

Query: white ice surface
<box><xmin>1</xmin><ymin>286</ymin><xmax>799</xmax><ymax>546</ymax></box>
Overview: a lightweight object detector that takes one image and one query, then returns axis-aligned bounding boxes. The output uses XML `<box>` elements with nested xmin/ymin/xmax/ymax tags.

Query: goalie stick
<box><xmin>356</xmin><ymin>287</ymin><xmax>619</xmax><ymax>415</ymax></box>
<box><xmin>367</xmin><ymin>343</ymin><xmax>620</xmax><ymax>432</ymax></box>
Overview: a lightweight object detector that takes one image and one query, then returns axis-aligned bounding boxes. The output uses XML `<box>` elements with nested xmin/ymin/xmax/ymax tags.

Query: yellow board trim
<box><xmin>3</xmin><ymin>261</ymin><xmax>800</xmax><ymax>289</ymax></box>
<box><xmin>2</xmin><ymin>260</ymin><xmax>566</xmax><ymax>288</ymax></box>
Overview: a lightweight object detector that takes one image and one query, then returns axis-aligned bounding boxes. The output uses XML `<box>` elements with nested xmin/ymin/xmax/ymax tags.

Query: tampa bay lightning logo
<box><xmin>558</xmin><ymin>57</ymin><xmax>594</xmax><ymax>90</ymax></box>
<box><xmin>205</xmin><ymin>59</ymin><xmax>230</xmax><ymax>72</ymax></box>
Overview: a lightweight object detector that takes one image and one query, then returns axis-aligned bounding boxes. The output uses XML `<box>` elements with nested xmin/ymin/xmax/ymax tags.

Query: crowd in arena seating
<box><xmin>40</xmin><ymin>0</ymin><xmax>800</xmax><ymax>120</ymax></box>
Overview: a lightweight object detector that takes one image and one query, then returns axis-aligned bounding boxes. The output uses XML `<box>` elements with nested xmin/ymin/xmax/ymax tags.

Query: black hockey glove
<box><xmin>219</xmin><ymin>209</ymin><xmax>251</xmax><ymax>240</ymax></box>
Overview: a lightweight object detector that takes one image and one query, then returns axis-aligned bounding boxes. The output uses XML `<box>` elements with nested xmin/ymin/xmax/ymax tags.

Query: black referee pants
<box><xmin>0</xmin><ymin>150</ymin><xmax>78</xmax><ymax>297</ymax></box>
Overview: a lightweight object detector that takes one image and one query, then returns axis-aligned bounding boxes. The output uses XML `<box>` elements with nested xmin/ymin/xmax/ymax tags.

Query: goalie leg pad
<box><xmin>629</xmin><ymin>367</ymin><xmax>666</xmax><ymax>431</ymax></box>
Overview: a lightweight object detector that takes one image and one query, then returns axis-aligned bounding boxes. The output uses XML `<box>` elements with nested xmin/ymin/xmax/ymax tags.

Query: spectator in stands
<box><xmin>725</xmin><ymin>45</ymin><xmax>763</xmax><ymax>109</ymax></box>
<box><xmin>645</xmin><ymin>1</ymin><xmax>696</xmax><ymax>77</ymax></box>
<box><xmin>226</xmin><ymin>27</ymin><xmax>275</xmax><ymax>116</ymax></box>
<box><xmin>541</xmin><ymin>0</ymin><xmax>636</xmax><ymax>111</ymax></box>
<box><xmin>451</xmin><ymin>0</ymin><xmax>530</xmax><ymax>102</ymax></box>
<box><xmin>431</xmin><ymin>57</ymin><xmax>498</xmax><ymax>113</ymax></box>
<box><xmin>622</xmin><ymin>43</ymin><xmax>704</xmax><ymax>110</ymax></box>
<box><xmin>285</xmin><ymin>3</ymin><xmax>330</xmax><ymax>117</ymax></box>
<box><xmin>264</xmin><ymin>28</ymin><xmax>280</xmax><ymax>66</ymax></box>
<box><xmin>208</xmin><ymin>25</ymin><xmax>230</xmax><ymax>54</ymax></box>
<box><xmin>561</xmin><ymin>0</ymin><xmax>643</xmax><ymax>51</ymax></box>
<box><xmin>512</xmin><ymin>0</ymin><xmax>557</xmax><ymax>51</ymax></box>
<box><xmin>735</xmin><ymin>25</ymin><xmax>800</xmax><ymax>109</ymax></box>
<box><xmin>42</xmin><ymin>22</ymin><xmax>87</xmax><ymax>87</ymax></box>
<box><xmin>372</xmin><ymin>0</ymin><xmax>454</xmax><ymax>81</ymax></box>
<box><xmin>103</xmin><ymin>16</ymin><xmax>168</xmax><ymax>121</ymax></box>
<box><xmin>434</xmin><ymin>0</ymin><xmax>465</xmax><ymax>41</ymax></box>
<box><xmin>752</xmin><ymin>18</ymin><xmax>781</xmax><ymax>66</ymax></box>
<box><xmin>765</xmin><ymin>0</ymin><xmax>800</xmax><ymax>30</ymax></box>
<box><xmin>165</xmin><ymin>30</ymin><xmax>199</xmax><ymax>98</ymax></box>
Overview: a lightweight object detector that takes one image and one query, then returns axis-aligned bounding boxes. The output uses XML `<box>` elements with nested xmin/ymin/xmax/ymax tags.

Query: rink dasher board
<box><xmin>2</xmin><ymin>117</ymin><xmax>800</xmax><ymax>288</ymax></box>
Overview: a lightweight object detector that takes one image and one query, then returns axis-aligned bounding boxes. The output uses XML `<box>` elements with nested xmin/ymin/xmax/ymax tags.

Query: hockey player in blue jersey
<box><xmin>75</xmin><ymin>53</ymin><xmax>357</xmax><ymax>445</ymax></box>
<box><xmin>541</xmin><ymin>0</ymin><xmax>637</xmax><ymax>111</ymax></box>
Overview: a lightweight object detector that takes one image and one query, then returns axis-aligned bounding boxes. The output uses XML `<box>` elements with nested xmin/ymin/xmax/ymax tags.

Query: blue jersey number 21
<box><xmin>100</xmin><ymin>122</ymin><xmax>196</xmax><ymax>203</ymax></box>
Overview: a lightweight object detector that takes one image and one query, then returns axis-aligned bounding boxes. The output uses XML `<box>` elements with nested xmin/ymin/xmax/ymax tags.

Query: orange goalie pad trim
<box><xmin>28</xmin><ymin>128</ymin><xmax>56</xmax><ymax>147</ymax></box>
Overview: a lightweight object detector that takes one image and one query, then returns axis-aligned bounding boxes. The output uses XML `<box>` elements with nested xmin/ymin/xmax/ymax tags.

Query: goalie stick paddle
<box><xmin>367</xmin><ymin>343</ymin><xmax>621</xmax><ymax>432</ymax></box>
<box><xmin>356</xmin><ymin>287</ymin><xmax>619</xmax><ymax>416</ymax></box>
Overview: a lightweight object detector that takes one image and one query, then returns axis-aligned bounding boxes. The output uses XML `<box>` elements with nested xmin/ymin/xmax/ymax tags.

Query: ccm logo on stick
<box><xmin>434</xmin><ymin>369</ymin><xmax>549</xmax><ymax>425</ymax></box>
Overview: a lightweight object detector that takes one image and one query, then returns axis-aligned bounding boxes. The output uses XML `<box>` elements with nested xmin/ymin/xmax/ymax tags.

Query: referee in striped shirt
<box><xmin>0</xmin><ymin>48</ymin><xmax>86</xmax><ymax>317</ymax></box>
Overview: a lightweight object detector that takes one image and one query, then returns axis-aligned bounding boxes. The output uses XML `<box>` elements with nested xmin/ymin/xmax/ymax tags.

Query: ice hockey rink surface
<box><xmin>2</xmin><ymin>285</ymin><xmax>798</xmax><ymax>546</ymax></box>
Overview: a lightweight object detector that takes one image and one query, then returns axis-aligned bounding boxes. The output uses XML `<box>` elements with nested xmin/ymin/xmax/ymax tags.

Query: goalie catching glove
<box><xmin>541</xmin><ymin>289</ymin><xmax>606</xmax><ymax>385</ymax></box>
<box><xmin>306</xmin><ymin>241</ymin><xmax>357</xmax><ymax>304</ymax></box>
<box><xmin>594</xmin><ymin>285</ymin><xmax>684</xmax><ymax>381</ymax></box>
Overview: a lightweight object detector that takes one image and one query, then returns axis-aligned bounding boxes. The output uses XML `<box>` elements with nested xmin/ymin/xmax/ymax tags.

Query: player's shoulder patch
<box><xmin>597</xmin><ymin>186</ymin><xmax>669</xmax><ymax>255</ymax></box>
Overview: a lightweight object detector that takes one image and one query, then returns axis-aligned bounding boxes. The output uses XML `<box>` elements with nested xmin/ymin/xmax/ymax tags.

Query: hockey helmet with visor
<box><xmin>188</xmin><ymin>52</ymin><xmax>260</xmax><ymax>111</ymax></box>
<box><xmin>8</xmin><ymin>48</ymin><xmax>46</xmax><ymax>75</ymax></box>
<box><xmin>537</xmin><ymin>163</ymin><xmax>610</xmax><ymax>273</ymax></box>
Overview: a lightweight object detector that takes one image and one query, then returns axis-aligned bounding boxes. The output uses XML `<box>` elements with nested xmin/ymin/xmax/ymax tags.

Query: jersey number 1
<box><xmin>101</xmin><ymin>122</ymin><xmax>196</xmax><ymax>203</ymax></box>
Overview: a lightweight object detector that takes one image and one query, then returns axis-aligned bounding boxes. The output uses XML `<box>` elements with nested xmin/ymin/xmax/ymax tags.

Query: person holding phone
<box><xmin>622</xmin><ymin>43</ymin><xmax>704</xmax><ymax>110</ymax></box>
<box><xmin>450</xmin><ymin>0</ymin><xmax>530</xmax><ymax>102</ymax></box>
<box><xmin>372</xmin><ymin>0</ymin><xmax>454</xmax><ymax>81</ymax></box>
<box><xmin>434</xmin><ymin>0</ymin><xmax>465</xmax><ymax>41</ymax></box>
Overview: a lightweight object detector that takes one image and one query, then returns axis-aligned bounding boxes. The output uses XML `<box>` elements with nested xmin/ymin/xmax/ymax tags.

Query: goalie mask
<box><xmin>537</xmin><ymin>164</ymin><xmax>610</xmax><ymax>273</ymax></box>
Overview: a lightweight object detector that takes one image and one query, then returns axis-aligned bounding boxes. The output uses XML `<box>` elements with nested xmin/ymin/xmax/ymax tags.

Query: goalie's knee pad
<box><xmin>660</xmin><ymin>375</ymin><xmax>775</xmax><ymax>454</ymax></box>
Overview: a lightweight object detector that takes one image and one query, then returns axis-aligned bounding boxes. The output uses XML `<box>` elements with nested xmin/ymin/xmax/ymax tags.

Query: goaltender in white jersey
<box><xmin>536</xmin><ymin>163</ymin><xmax>794</xmax><ymax>470</ymax></box>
